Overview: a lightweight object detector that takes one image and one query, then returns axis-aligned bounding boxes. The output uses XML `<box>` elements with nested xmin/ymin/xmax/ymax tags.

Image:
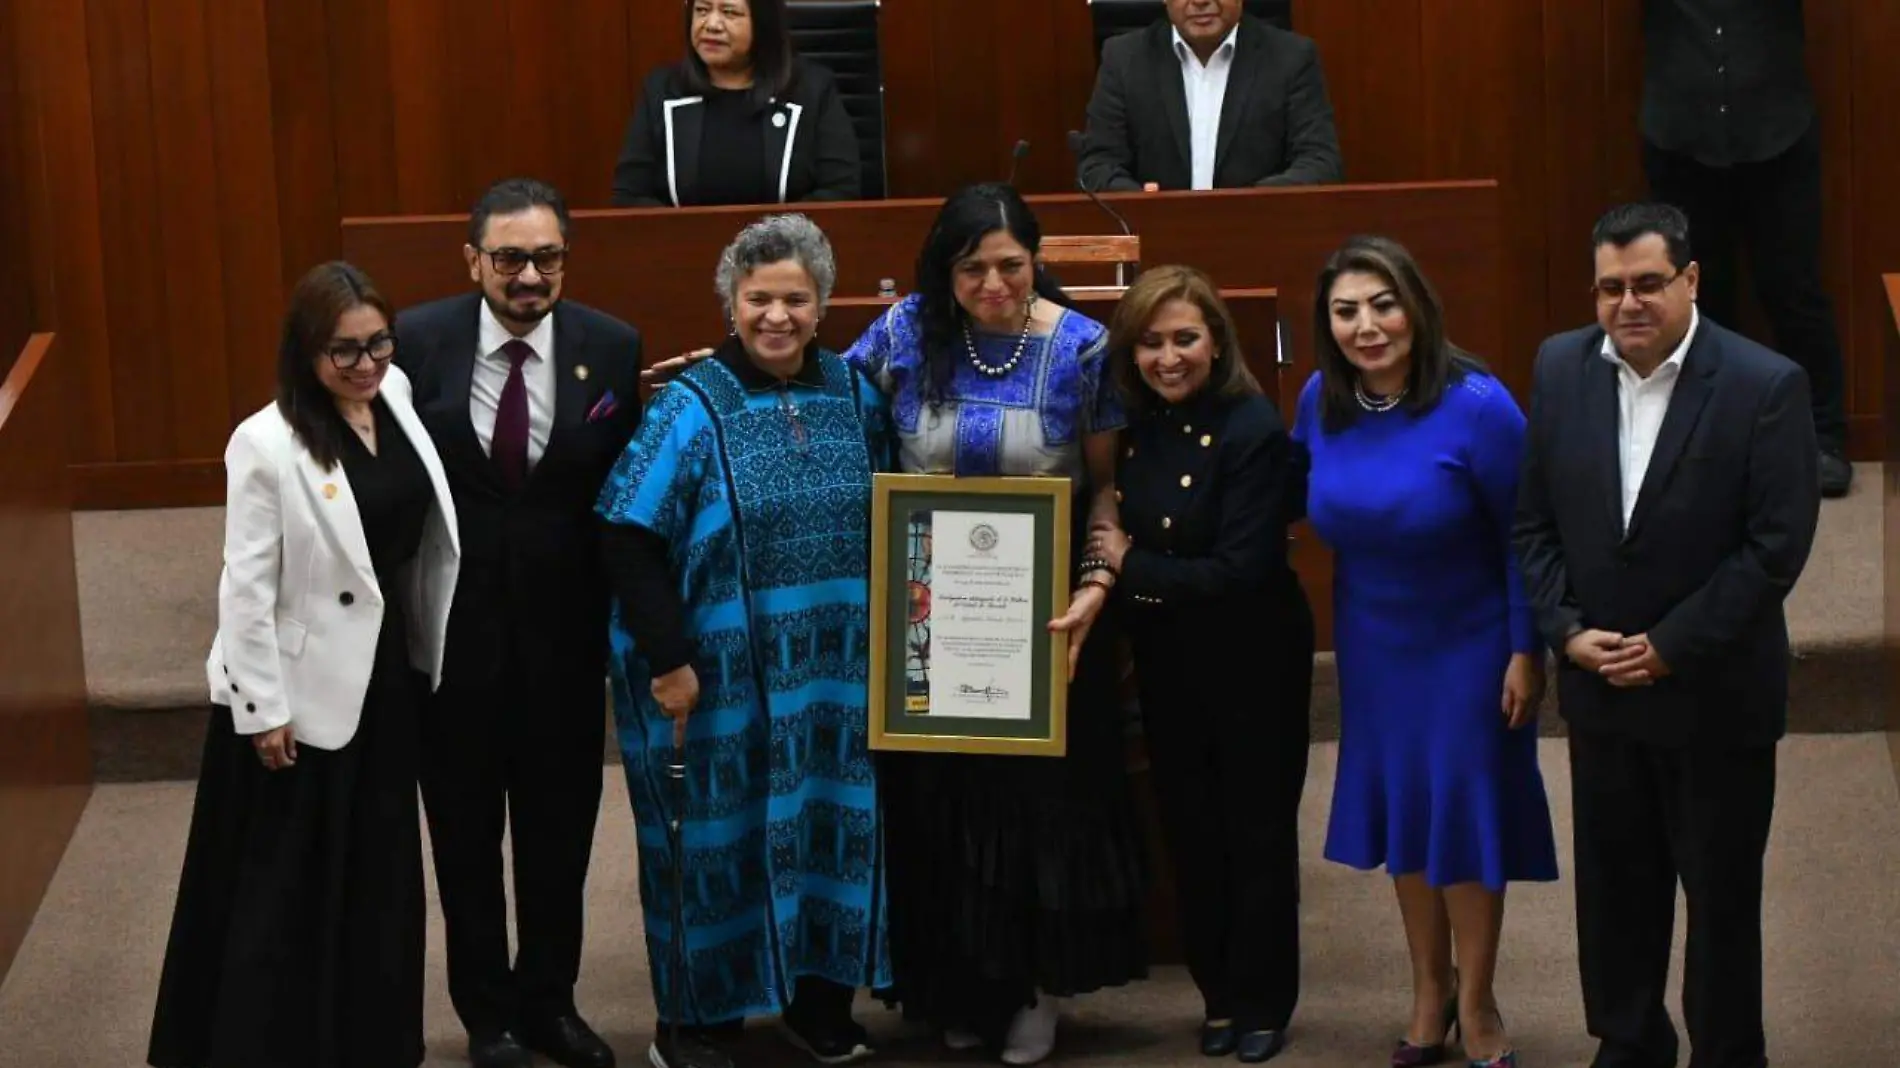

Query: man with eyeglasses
<box><xmin>1514</xmin><ymin>202</ymin><xmax>1819</xmax><ymax>1068</ymax></box>
<box><xmin>396</xmin><ymin>177</ymin><xmax>644</xmax><ymax>1068</ymax></box>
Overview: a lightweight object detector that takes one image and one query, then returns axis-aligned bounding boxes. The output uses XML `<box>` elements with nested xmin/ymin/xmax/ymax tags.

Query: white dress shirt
<box><xmin>1601</xmin><ymin>306</ymin><xmax>1699</xmax><ymax>528</ymax></box>
<box><xmin>471</xmin><ymin>302</ymin><xmax>557</xmax><ymax>468</ymax></box>
<box><xmin>1172</xmin><ymin>25</ymin><xmax>1240</xmax><ymax>191</ymax></box>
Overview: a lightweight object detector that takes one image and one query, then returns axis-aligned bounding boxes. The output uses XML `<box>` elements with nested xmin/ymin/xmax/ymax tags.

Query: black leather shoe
<box><xmin>1200</xmin><ymin>1021</ymin><xmax>1239</xmax><ymax>1056</ymax></box>
<box><xmin>649</xmin><ymin>1033</ymin><xmax>736</xmax><ymax>1068</ymax></box>
<box><xmin>1236</xmin><ymin>1029</ymin><xmax>1288</xmax><ymax>1063</ymax></box>
<box><xmin>523</xmin><ymin>1014</ymin><xmax>617</xmax><ymax>1068</ymax></box>
<box><xmin>1820</xmin><ymin>450</ymin><xmax>1852</xmax><ymax>498</ymax></box>
<box><xmin>469</xmin><ymin>1031</ymin><xmax>534</xmax><ymax>1068</ymax></box>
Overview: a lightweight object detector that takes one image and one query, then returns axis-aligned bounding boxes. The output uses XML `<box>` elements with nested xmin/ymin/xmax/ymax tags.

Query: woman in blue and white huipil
<box><xmin>596</xmin><ymin>214</ymin><xmax>890</xmax><ymax>1068</ymax></box>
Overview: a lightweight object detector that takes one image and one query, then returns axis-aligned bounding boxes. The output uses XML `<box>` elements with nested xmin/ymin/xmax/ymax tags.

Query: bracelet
<box><xmin>1077</xmin><ymin>557</ymin><xmax>1120</xmax><ymax>579</ymax></box>
<box><xmin>1077</xmin><ymin>577</ymin><xmax>1114</xmax><ymax>594</ymax></box>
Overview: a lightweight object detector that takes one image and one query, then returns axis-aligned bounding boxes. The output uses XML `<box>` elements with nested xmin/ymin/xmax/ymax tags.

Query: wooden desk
<box><xmin>0</xmin><ymin>334</ymin><xmax>91</xmax><ymax>981</ymax></box>
<box><xmin>1884</xmin><ymin>273</ymin><xmax>1900</xmax><ymax>791</ymax></box>
<box><xmin>341</xmin><ymin>180</ymin><xmax>1504</xmax><ymax>403</ymax></box>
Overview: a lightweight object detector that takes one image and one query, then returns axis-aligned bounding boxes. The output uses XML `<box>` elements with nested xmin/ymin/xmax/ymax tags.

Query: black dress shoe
<box><xmin>1820</xmin><ymin>450</ymin><xmax>1852</xmax><ymax>498</ymax></box>
<box><xmin>649</xmin><ymin>1032</ymin><xmax>737</xmax><ymax>1068</ymax></box>
<box><xmin>469</xmin><ymin>1031</ymin><xmax>534</xmax><ymax>1068</ymax></box>
<box><xmin>1200</xmin><ymin>1021</ymin><xmax>1239</xmax><ymax>1056</ymax></box>
<box><xmin>1236</xmin><ymin>1029</ymin><xmax>1288</xmax><ymax>1063</ymax></box>
<box><xmin>523</xmin><ymin>1013</ymin><xmax>617</xmax><ymax>1068</ymax></box>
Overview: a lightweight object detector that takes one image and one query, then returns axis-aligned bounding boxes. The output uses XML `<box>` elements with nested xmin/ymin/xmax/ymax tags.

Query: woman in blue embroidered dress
<box><xmin>596</xmin><ymin>214</ymin><xmax>891</xmax><ymax>1068</ymax></box>
<box><xmin>848</xmin><ymin>183</ymin><xmax>1148</xmax><ymax>1066</ymax></box>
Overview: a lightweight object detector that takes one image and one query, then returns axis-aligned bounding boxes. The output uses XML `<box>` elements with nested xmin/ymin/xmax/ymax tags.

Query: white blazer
<box><xmin>204</xmin><ymin>366</ymin><xmax>460</xmax><ymax>750</ymax></box>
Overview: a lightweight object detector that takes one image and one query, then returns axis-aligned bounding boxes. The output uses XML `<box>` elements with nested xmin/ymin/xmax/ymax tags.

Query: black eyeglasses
<box><xmin>325</xmin><ymin>333</ymin><xmax>397</xmax><ymax>370</ymax></box>
<box><xmin>1592</xmin><ymin>269</ymin><xmax>1683</xmax><ymax>305</ymax></box>
<box><xmin>481</xmin><ymin>246</ymin><xmax>568</xmax><ymax>276</ymax></box>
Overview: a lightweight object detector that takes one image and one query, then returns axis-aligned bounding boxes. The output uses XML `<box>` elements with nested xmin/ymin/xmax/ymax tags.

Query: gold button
<box><xmin>1162</xmin><ymin>517</ymin><xmax>1172</xmax><ymax>529</ymax></box>
<box><xmin>1180</xmin><ymin>475</ymin><xmax>1193</xmax><ymax>488</ymax></box>
<box><xmin>1114</xmin><ymin>489</ymin><xmax>1123</xmax><ymax>503</ymax></box>
<box><xmin>1183</xmin><ymin>424</ymin><xmax>1193</xmax><ymax>433</ymax></box>
<box><xmin>1125</xmin><ymin>446</ymin><xmax>1135</xmax><ymax>458</ymax></box>
<box><xmin>1201</xmin><ymin>434</ymin><xmax>1213</xmax><ymax>447</ymax></box>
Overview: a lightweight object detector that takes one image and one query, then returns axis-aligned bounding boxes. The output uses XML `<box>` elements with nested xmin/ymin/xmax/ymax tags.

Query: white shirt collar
<box><xmin>478</xmin><ymin>299</ymin><xmax>555</xmax><ymax>363</ymax></box>
<box><xmin>1600</xmin><ymin>305</ymin><xmax>1698</xmax><ymax>378</ymax></box>
<box><xmin>1172</xmin><ymin>22</ymin><xmax>1240</xmax><ymax>68</ymax></box>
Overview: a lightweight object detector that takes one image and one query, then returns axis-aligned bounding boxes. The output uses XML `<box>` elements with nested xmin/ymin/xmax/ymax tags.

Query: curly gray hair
<box><xmin>714</xmin><ymin>213</ymin><xmax>838</xmax><ymax>319</ymax></box>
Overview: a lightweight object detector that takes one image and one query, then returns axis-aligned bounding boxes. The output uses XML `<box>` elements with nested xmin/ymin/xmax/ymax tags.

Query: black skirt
<box><xmin>878</xmin><ymin>579</ymin><xmax>1150</xmax><ymax>1042</ymax></box>
<box><xmin>146</xmin><ymin>652</ymin><xmax>427</xmax><ymax>1068</ymax></box>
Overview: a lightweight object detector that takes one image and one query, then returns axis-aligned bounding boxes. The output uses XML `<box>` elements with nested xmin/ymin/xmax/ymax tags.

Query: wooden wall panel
<box><xmin>0</xmin><ymin>334</ymin><xmax>94</xmax><ymax>981</ymax></box>
<box><xmin>9</xmin><ymin>0</ymin><xmax>1898</xmax><ymax>508</ymax></box>
<box><xmin>0</xmin><ymin>0</ymin><xmax>32</xmax><ymax>378</ymax></box>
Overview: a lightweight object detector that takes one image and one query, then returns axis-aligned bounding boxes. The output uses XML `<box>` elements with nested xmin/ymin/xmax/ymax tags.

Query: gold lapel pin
<box><xmin>322</xmin><ymin>483</ymin><xmax>338</xmax><ymax>500</ymax></box>
<box><xmin>575</xmin><ymin>364</ymin><xmax>590</xmax><ymax>381</ymax></box>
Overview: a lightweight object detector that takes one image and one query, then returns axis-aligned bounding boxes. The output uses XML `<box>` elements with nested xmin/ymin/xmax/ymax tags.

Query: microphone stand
<box><xmin>1066</xmin><ymin>130</ymin><xmax>1138</xmax><ymax>286</ymax></box>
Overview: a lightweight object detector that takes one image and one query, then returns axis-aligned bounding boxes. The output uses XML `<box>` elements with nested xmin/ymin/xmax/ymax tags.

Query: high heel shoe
<box><xmin>1464</xmin><ymin>1008</ymin><xmax>1516</xmax><ymax>1068</ymax></box>
<box><xmin>1390</xmin><ymin>997</ymin><xmax>1459</xmax><ymax>1068</ymax></box>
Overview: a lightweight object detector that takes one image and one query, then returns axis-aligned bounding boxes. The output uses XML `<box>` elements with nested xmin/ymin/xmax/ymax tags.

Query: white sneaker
<box><xmin>941</xmin><ymin>1027</ymin><xmax>984</xmax><ymax>1051</ymax></box>
<box><xmin>1000</xmin><ymin>995</ymin><xmax>1061</xmax><ymax>1065</ymax></box>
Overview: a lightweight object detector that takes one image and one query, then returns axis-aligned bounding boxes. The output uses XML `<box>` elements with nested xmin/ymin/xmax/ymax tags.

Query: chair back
<box><xmin>788</xmin><ymin>1</ymin><xmax>889</xmax><ymax>199</ymax></box>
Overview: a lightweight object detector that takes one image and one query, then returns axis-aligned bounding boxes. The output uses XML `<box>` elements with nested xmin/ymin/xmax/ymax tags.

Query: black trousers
<box><xmin>1138</xmin><ymin>639</ymin><xmax>1312</xmax><ymax>1032</ymax></box>
<box><xmin>1642</xmin><ymin>122</ymin><xmax>1846</xmax><ymax>453</ymax></box>
<box><xmin>421</xmin><ymin>664</ymin><xmax>606</xmax><ymax>1038</ymax></box>
<box><xmin>1568</xmin><ymin>729</ymin><xmax>1777</xmax><ymax>1068</ymax></box>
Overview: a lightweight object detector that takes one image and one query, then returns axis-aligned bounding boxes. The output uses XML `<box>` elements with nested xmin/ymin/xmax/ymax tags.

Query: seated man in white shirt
<box><xmin>1077</xmin><ymin>0</ymin><xmax>1343</xmax><ymax>192</ymax></box>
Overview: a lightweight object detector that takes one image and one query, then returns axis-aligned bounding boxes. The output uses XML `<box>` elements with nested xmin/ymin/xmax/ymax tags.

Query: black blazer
<box><xmin>1078</xmin><ymin>15</ymin><xmax>1343</xmax><ymax>192</ymax></box>
<box><xmin>1513</xmin><ymin>318</ymin><xmax>1820</xmax><ymax>746</ymax></box>
<box><xmin>611</xmin><ymin>59</ymin><xmax>861</xmax><ymax>207</ymax></box>
<box><xmin>1115</xmin><ymin>389</ymin><xmax>1313</xmax><ymax>670</ymax></box>
<box><xmin>393</xmin><ymin>293</ymin><xmax>644</xmax><ymax>693</ymax></box>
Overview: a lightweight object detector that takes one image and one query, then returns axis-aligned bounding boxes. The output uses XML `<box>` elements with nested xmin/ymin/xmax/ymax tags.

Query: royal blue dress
<box><xmin>1292</xmin><ymin>369</ymin><xmax>1558</xmax><ymax>890</ymax></box>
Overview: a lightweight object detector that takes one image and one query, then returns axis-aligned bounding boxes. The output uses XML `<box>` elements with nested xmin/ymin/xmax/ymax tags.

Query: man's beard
<box><xmin>487</xmin><ymin>281</ymin><xmax>554</xmax><ymax>325</ymax></box>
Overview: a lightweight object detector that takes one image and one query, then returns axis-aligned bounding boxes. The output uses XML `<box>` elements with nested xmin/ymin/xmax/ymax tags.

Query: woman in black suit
<box><xmin>1090</xmin><ymin>266</ymin><xmax>1315</xmax><ymax>1064</ymax></box>
<box><xmin>612</xmin><ymin>0</ymin><xmax>861</xmax><ymax>207</ymax></box>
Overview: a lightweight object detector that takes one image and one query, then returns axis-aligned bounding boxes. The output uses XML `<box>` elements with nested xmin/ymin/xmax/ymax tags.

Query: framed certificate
<box><xmin>868</xmin><ymin>473</ymin><xmax>1072</xmax><ymax>757</ymax></box>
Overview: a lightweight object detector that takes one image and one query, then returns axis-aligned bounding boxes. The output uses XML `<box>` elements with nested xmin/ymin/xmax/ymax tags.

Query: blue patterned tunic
<box><xmin>595</xmin><ymin>347</ymin><xmax>892</xmax><ymax>1024</ymax></box>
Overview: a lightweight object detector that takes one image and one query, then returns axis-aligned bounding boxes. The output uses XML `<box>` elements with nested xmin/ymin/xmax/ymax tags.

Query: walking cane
<box><xmin>662</xmin><ymin>714</ymin><xmax>689</xmax><ymax>1064</ymax></box>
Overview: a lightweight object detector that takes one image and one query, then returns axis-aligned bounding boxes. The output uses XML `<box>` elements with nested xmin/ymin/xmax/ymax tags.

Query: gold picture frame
<box><xmin>868</xmin><ymin>473</ymin><xmax>1072</xmax><ymax>757</ymax></box>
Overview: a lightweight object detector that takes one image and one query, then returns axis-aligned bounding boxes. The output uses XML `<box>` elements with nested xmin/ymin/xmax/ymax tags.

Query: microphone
<box><xmin>1006</xmin><ymin>139</ymin><xmax>1031</xmax><ymax>186</ymax></box>
<box><xmin>1067</xmin><ymin>131</ymin><xmax>1135</xmax><ymax>238</ymax></box>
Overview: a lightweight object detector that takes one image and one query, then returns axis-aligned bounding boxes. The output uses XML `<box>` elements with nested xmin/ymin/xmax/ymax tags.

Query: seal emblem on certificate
<box><xmin>870</xmin><ymin>474</ymin><xmax>1070</xmax><ymax>756</ymax></box>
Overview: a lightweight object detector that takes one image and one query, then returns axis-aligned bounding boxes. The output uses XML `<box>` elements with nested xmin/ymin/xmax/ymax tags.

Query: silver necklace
<box><xmin>963</xmin><ymin>295</ymin><xmax>1036</xmax><ymax>378</ymax></box>
<box><xmin>1353</xmin><ymin>379</ymin><xmax>1407</xmax><ymax>412</ymax></box>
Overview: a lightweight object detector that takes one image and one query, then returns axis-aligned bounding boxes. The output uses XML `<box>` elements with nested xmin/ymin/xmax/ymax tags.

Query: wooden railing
<box><xmin>0</xmin><ymin>333</ymin><xmax>92</xmax><ymax>981</ymax></box>
<box><xmin>1883</xmin><ymin>274</ymin><xmax>1900</xmax><ymax>792</ymax></box>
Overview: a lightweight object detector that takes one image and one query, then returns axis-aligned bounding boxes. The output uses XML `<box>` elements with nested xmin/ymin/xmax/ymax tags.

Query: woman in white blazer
<box><xmin>148</xmin><ymin>262</ymin><xmax>461</xmax><ymax>1068</ymax></box>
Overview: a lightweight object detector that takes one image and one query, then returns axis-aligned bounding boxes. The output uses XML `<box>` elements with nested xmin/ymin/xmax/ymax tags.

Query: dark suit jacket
<box><xmin>611</xmin><ymin>59</ymin><xmax>861</xmax><ymax>207</ymax></box>
<box><xmin>394</xmin><ymin>293</ymin><xmax>644</xmax><ymax>696</ymax></box>
<box><xmin>1077</xmin><ymin>15</ymin><xmax>1343</xmax><ymax>192</ymax></box>
<box><xmin>1513</xmin><ymin>318</ymin><xmax>1820</xmax><ymax>746</ymax></box>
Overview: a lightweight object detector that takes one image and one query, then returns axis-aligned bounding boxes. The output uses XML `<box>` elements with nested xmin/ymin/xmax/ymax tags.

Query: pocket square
<box><xmin>586</xmin><ymin>391</ymin><xmax>619</xmax><ymax>422</ymax></box>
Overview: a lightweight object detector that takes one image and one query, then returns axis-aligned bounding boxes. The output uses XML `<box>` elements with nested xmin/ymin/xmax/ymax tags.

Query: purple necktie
<box><xmin>492</xmin><ymin>339</ymin><xmax>532</xmax><ymax>490</ymax></box>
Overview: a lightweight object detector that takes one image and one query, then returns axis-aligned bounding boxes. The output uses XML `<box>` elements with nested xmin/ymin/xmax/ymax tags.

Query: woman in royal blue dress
<box><xmin>1292</xmin><ymin>236</ymin><xmax>1557</xmax><ymax>1068</ymax></box>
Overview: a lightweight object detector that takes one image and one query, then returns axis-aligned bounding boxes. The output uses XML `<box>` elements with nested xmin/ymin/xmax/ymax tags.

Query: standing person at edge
<box><xmin>1516</xmin><ymin>202</ymin><xmax>1820</xmax><ymax>1068</ymax></box>
<box><xmin>395</xmin><ymin>177</ymin><xmax>646</xmax><ymax>1068</ymax></box>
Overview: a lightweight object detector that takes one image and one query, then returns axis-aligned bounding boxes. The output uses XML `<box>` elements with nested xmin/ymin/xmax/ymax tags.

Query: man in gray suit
<box><xmin>1077</xmin><ymin>0</ymin><xmax>1343</xmax><ymax>192</ymax></box>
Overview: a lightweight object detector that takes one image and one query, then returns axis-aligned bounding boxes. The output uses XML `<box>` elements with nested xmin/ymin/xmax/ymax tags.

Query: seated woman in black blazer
<box><xmin>612</xmin><ymin>0</ymin><xmax>862</xmax><ymax>207</ymax></box>
<box><xmin>1088</xmin><ymin>266</ymin><xmax>1315</xmax><ymax>1064</ymax></box>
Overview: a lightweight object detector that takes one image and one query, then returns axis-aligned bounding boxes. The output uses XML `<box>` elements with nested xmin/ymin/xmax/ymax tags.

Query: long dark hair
<box><xmin>1107</xmin><ymin>264</ymin><xmax>1262</xmax><ymax>419</ymax></box>
<box><xmin>1310</xmin><ymin>235</ymin><xmax>1485</xmax><ymax>434</ymax></box>
<box><xmin>914</xmin><ymin>182</ymin><xmax>1073</xmax><ymax>404</ymax></box>
<box><xmin>276</xmin><ymin>262</ymin><xmax>395</xmax><ymax>471</ymax></box>
<box><xmin>678</xmin><ymin>0</ymin><xmax>798</xmax><ymax>110</ymax></box>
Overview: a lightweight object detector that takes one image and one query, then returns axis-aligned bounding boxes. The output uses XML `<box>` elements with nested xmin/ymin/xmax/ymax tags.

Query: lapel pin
<box><xmin>772</xmin><ymin>112</ymin><xmax>787</xmax><ymax>129</ymax></box>
<box><xmin>322</xmin><ymin>483</ymin><xmax>338</xmax><ymax>500</ymax></box>
<box><xmin>575</xmin><ymin>364</ymin><xmax>590</xmax><ymax>381</ymax></box>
